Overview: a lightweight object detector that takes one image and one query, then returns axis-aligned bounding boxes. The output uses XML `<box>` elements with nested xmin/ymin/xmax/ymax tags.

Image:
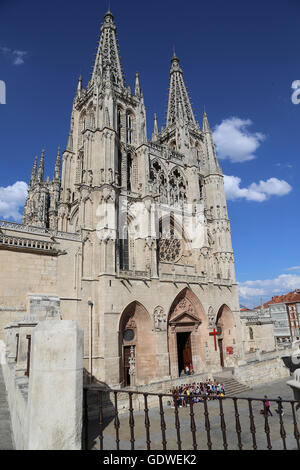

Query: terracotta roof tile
<box><xmin>254</xmin><ymin>289</ymin><xmax>300</xmax><ymax>309</ymax></box>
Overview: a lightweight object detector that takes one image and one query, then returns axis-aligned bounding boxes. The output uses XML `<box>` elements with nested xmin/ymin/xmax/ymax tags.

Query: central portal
<box><xmin>177</xmin><ymin>332</ymin><xmax>192</xmax><ymax>376</ymax></box>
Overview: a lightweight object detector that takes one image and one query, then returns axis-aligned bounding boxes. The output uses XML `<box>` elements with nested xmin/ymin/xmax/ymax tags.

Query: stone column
<box><xmin>26</xmin><ymin>320</ymin><xmax>83</xmax><ymax>450</ymax></box>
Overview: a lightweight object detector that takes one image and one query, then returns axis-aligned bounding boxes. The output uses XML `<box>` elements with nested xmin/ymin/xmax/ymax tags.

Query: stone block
<box><xmin>26</xmin><ymin>320</ymin><xmax>83</xmax><ymax>450</ymax></box>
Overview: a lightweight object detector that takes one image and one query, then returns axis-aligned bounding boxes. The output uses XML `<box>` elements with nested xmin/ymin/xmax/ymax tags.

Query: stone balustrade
<box><xmin>0</xmin><ymin>234</ymin><xmax>58</xmax><ymax>254</ymax></box>
<box><xmin>0</xmin><ymin>220</ymin><xmax>82</xmax><ymax>242</ymax></box>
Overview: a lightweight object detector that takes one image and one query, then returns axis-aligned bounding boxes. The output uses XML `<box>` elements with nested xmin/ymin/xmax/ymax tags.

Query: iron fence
<box><xmin>83</xmin><ymin>387</ymin><xmax>300</xmax><ymax>451</ymax></box>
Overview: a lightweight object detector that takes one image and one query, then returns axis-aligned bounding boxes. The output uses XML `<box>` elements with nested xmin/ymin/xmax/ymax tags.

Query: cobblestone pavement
<box><xmin>87</xmin><ymin>378</ymin><xmax>300</xmax><ymax>451</ymax></box>
<box><xmin>0</xmin><ymin>367</ymin><xmax>14</xmax><ymax>450</ymax></box>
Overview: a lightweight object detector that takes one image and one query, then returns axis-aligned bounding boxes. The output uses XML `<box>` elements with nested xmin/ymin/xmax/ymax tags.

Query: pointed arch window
<box><xmin>127</xmin><ymin>153</ymin><xmax>132</xmax><ymax>191</ymax></box>
<box><xmin>117</xmin><ymin>109</ymin><xmax>122</xmax><ymax>140</ymax></box>
<box><xmin>119</xmin><ymin>227</ymin><xmax>129</xmax><ymax>271</ymax></box>
<box><xmin>126</xmin><ymin>113</ymin><xmax>133</xmax><ymax>144</ymax></box>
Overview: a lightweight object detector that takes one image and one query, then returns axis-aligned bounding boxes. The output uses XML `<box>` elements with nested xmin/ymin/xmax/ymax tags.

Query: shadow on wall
<box><xmin>281</xmin><ymin>356</ymin><xmax>300</xmax><ymax>374</ymax></box>
<box><xmin>82</xmin><ymin>368</ymin><xmax>114</xmax><ymax>450</ymax></box>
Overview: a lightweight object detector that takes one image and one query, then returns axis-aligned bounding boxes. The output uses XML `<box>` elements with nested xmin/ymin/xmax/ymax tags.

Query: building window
<box><xmin>126</xmin><ymin>113</ymin><xmax>133</xmax><ymax>144</ymax></box>
<box><xmin>249</xmin><ymin>327</ymin><xmax>254</xmax><ymax>340</ymax></box>
<box><xmin>117</xmin><ymin>109</ymin><xmax>122</xmax><ymax>139</ymax></box>
<box><xmin>127</xmin><ymin>153</ymin><xmax>132</xmax><ymax>191</ymax></box>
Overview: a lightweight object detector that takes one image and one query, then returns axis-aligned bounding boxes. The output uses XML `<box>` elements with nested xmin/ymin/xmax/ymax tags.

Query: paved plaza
<box><xmin>87</xmin><ymin>378</ymin><xmax>299</xmax><ymax>451</ymax></box>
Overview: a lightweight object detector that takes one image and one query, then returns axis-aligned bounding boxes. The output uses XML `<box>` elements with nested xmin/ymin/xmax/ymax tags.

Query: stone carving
<box><xmin>153</xmin><ymin>306</ymin><xmax>166</xmax><ymax>331</ymax></box>
<box><xmin>128</xmin><ymin>346</ymin><xmax>136</xmax><ymax>376</ymax></box>
<box><xmin>208</xmin><ymin>306</ymin><xmax>215</xmax><ymax>328</ymax></box>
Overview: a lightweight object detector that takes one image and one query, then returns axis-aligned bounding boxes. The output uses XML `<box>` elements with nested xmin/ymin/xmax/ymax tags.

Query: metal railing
<box><xmin>83</xmin><ymin>387</ymin><xmax>300</xmax><ymax>451</ymax></box>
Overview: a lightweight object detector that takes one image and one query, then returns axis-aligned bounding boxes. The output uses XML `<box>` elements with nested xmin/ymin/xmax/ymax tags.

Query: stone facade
<box><xmin>0</xmin><ymin>10</ymin><xmax>244</xmax><ymax>388</ymax></box>
<box><xmin>240</xmin><ymin>309</ymin><xmax>276</xmax><ymax>353</ymax></box>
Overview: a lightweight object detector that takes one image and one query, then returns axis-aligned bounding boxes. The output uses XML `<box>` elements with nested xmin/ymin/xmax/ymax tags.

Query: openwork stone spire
<box><xmin>37</xmin><ymin>149</ymin><xmax>45</xmax><ymax>182</ymax></box>
<box><xmin>91</xmin><ymin>9</ymin><xmax>125</xmax><ymax>88</ymax></box>
<box><xmin>29</xmin><ymin>156</ymin><xmax>38</xmax><ymax>187</ymax></box>
<box><xmin>202</xmin><ymin>111</ymin><xmax>222</xmax><ymax>174</ymax></box>
<box><xmin>53</xmin><ymin>147</ymin><xmax>61</xmax><ymax>182</ymax></box>
<box><xmin>166</xmin><ymin>53</ymin><xmax>196</xmax><ymax>128</ymax></box>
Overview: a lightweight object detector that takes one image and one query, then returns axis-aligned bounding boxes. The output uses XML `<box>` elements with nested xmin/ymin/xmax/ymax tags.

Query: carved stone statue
<box><xmin>153</xmin><ymin>306</ymin><xmax>166</xmax><ymax>331</ymax></box>
<box><xmin>128</xmin><ymin>346</ymin><xmax>136</xmax><ymax>376</ymax></box>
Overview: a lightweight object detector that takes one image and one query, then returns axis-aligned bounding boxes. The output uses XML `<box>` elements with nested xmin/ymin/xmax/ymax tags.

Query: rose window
<box><xmin>158</xmin><ymin>232</ymin><xmax>183</xmax><ymax>263</ymax></box>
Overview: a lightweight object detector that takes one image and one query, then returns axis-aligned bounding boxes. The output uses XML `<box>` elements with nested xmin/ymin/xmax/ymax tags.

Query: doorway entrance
<box><xmin>123</xmin><ymin>346</ymin><xmax>131</xmax><ymax>387</ymax></box>
<box><xmin>177</xmin><ymin>332</ymin><xmax>192</xmax><ymax>376</ymax></box>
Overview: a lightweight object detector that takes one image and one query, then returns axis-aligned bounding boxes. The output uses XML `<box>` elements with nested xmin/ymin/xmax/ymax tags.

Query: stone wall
<box><xmin>0</xmin><ymin>226</ymin><xmax>82</xmax><ymax>342</ymax></box>
<box><xmin>234</xmin><ymin>355</ymin><xmax>291</xmax><ymax>387</ymax></box>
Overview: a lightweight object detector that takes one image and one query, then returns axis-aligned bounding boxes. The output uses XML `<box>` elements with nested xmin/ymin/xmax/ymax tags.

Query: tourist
<box><xmin>275</xmin><ymin>396</ymin><xmax>284</xmax><ymax>416</ymax></box>
<box><xmin>264</xmin><ymin>396</ymin><xmax>273</xmax><ymax>416</ymax></box>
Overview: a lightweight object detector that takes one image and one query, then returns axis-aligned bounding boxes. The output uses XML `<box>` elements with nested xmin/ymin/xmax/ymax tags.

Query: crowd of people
<box><xmin>169</xmin><ymin>380</ymin><xmax>226</xmax><ymax>407</ymax></box>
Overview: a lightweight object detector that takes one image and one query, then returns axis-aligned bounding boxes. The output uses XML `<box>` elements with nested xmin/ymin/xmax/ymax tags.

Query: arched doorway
<box><xmin>119</xmin><ymin>301</ymin><xmax>157</xmax><ymax>386</ymax></box>
<box><xmin>216</xmin><ymin>304</ymin><xmax>236</xmax><ymax>368</ymax></box>
<box><xmin>168</xmin><ymin>288</ymin><xmax>208</xmax><ymax>378</ymax></box>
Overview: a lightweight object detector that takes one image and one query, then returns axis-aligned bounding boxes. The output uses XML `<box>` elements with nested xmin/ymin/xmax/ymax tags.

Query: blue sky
<box><xmin>0</xmin><ymin>0</ymin><xmax>299</xmax><ymax>307</ymax></box>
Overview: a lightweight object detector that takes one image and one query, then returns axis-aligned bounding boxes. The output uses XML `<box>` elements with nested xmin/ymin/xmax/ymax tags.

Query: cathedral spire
<box><xmin>37</xmin><ymin>149</ymin><xmax>45</xmax><ymax>182</ymax></box>
<box><xmin>202</xmin><ymin>111</ymin><xmax>222</xmax><ymax>175</ymax></box>
<box><xmin>91</xmin><ymin>10</ymin><xmax>125</xmax><ymax>88</ymax></box>
<box><xmin>77</xmin><ymin>75</ymin><xmax>83</xmax><ymax>97</ymax></box>
<box><xmin>53</xmin><ymin>147</ymin><xmax>61</xmax><ymax>182</ymax></box>
<box><xmin>29</xmin><ymin>156</ymin><xmax>38</xmax><ymax>187</ymax></box>
<box><xmin>166</xmin><ymin>53</ymin><xmax>196</xmax><ymax>128</ymax></box>
<box><xmin>152</xmin><ymin>113</ymin><xmax>159</xmax><ymax>140</ymax></box>
<box><xmin>134</xmin><ymin>72</ymin><xmax>141</xmax><ymax>96</ymax></box>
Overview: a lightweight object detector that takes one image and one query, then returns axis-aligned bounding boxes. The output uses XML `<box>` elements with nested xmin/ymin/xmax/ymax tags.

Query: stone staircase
<box><xmin>213</xmin><ymin>375</ymin><xmax>251</xmax><ymax>396</ymax></box>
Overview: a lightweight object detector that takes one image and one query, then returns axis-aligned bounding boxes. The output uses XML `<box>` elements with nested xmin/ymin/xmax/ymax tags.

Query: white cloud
<box><xmin>285</xmin><ymin>266</ymin><xmax>300</xmax><ymax>272</ymax></box>
<box><xmin>213</xmin><ymin>117</ymin><xmax>265</xmax><ymax>163</ymax></box>
<box><xmin>239</xmin><ymin>274</ymin><xmax>300</xmax><ymax>307</ymax></box>
<box><xmin>0</xmin><ymin>46</ymin><xmax>28</xmax><ymax>66</ymax></box>
<box><xmin>0</xmin><ymin>181</ymin><xmax>28</xmax><ymax>222</ymax></box>
<box><xmin>224</xmin><ymin>175</ymin><xmax>292</xmax><ymax>202</ymax></box>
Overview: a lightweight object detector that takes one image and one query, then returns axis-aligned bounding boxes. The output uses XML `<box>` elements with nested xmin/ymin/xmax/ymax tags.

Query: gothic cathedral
<box><xmin>22</xmin><ymin>10</ymin><xmax>242</xmax><ymax>387</ymax></box>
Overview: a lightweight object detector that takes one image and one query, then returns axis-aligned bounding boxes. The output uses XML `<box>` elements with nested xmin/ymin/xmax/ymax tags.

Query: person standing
<box><xmin>275</xmin><ymin>396</ymin><xmax>284</xmax><ymax>416</ymax></box>
<box><xmin>264</xmin><ymin>396</ymin><xmax>273</xmax><ymax>417</ymax></box>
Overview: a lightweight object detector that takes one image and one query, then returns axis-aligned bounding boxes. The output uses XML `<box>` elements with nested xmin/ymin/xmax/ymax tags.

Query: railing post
<box><xmin>233</xmin><ymin>397</ymin><xmax>243</xmax><ymax>450</ymax></box>
<box><xmin>188</xmin><ymin>395</ymin><xmax>197</xmax><ymax>450</ymax></box>
<box><xmin>248</xmin><ymin>399</ymin><xmax>257</xmax><ymax>450</ymax></box>
<box><xmin>113</xmin><ymin>392</ymin><xmax>120</xmax><ymax>450</ymax></box>
<box><xmin>291</xmin><ymin>401</ymin><xmax>300</xmax><ymax>450</ymax></box>
<box><xmin>128</xmin><ymin>392</ymin><xmax>135</xmax><ymax>450</ymax></box>
<box><xmin>158</xmin><ymin>394</ymin><xmax>167</xmax><ymax>450</ymax></box>
<box><xmin>173</xmin><ymin>392</ymin><xmax>182</xmax><ymax>450</ymax></box>
<box><xmin>203</xmin><ymin>396</ymin><xmax>212</xmax><ymax>450</ymax></box>
<box><xmin>144</xmin><ymin>393</ymin><xmax>151</xmax><ymax>450</ymax></box>
<box><xmin>218</xmin><ymin>397</ymin><xmax>228</xmax><ymax>450</ymax></box>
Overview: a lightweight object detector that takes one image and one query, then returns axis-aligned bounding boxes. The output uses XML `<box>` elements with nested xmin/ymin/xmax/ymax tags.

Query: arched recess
<box><xmin>68</xmin><ymin>206</ymin><xmax>80</xmax><ymax>233</ymax></box>
<box><xmin>215</xmin><ymin>304</ymin><xmax>236</xmax><ymax>367</ymax></box>
<box><xmin>119</xmin><ymin>301</ymin><xmax>157</xmax><ymax>386</ymax></box>
<box><xmin>167</xmin><ymin>288</ymin><xmax>208</xmax><ymax>378</ymax></box>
